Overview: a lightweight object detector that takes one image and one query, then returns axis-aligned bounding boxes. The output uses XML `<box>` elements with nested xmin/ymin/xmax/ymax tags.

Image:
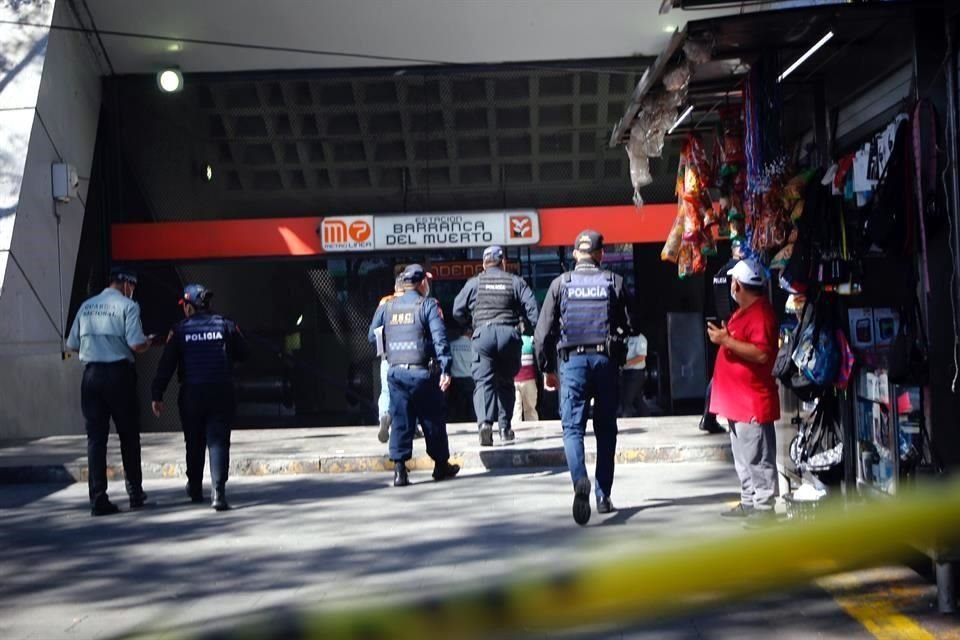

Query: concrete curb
<box><xmin>0</xmin><ymin>444</ymin><xmax>732</xmax><ymax>485</ymax></box>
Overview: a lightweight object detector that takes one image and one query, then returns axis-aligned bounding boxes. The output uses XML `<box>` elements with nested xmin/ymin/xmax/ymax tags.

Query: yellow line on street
<box><xmin>819</xmin><ymin>571</ymin><xmax>935</xmax><ymax>640</ymax></box>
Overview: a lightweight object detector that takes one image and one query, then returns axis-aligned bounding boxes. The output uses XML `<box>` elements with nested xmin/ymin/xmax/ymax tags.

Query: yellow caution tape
<box><xmin>123</xmin><ymin>478</ymin><xmax>960</xmax><ymax>640</ymax></box>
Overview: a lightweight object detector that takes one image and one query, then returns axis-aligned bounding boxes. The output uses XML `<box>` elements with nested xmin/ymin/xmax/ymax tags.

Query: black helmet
<box><xmin>180</xmin><ymin>283</ymin><xmax>213</xmax><ymax>309</ymax></box>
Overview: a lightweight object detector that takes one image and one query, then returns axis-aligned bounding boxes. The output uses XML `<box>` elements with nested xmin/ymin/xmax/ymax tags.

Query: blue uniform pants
<box><xmin>81</xmin><ymin>362</ymin><xmax>143</xmax><ymax>505</ymax></box>
<box><xmin>559</xmin><ymin>353</ymin><xmax>619</xmax><ymax>499</ymax></box>
<box><xmin>471</xmin><ymin>325</ymin><xmax>522</xmax><ymax>430</ymax></box>
<box><xmin>178</xmin><ymin>383</ymin><xmax>234</xmax><ymax>491</ymax></box>
<box><xmin>387</xmin><ymin>367</ymin><xmax>450</xmax><ymax>463</ymax></box>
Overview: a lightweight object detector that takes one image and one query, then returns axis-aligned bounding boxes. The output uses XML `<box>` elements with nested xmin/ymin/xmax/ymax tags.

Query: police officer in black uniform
<box><xmin>151</xmin><ymin>284</ymin><xmax>247</xmax><ymax>511</ymax></box>
<box><xmin>453</xmin><ymin>246</ymin><xmax>539</xmax><ymax>446</ymax></box>
<box><xmin>369</xmin><ymin>264</ymin><xmax>460</xmax><ymax>487</ymax></box>
<box><xmin>534</xmin><ymin>230</ymin><xmax>633</xmax><ymax>525</ymax></box>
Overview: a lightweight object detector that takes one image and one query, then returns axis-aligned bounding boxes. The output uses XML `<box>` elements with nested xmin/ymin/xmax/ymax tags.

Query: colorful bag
<box><xmin>792</xmin><ymin>302</ymin><xmax>840</xmax><ymax>388</ymax></box>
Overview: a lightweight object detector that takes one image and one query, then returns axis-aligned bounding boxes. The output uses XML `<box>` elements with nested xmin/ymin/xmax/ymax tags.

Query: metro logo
<box><xmin>323</xmin><ymin>220</ymin><xmax>348</xmax><ymax>244</ymax></box>
<box><xmin>320</xmin><ymin>216</ymin><xmax>375</xmax><ymax>251</ymax></box>
<box><xmin>509</xmin><ymin>215</ymin><xmax>533</xmax><ymax>239</ymax></box>
<box><xmin>349</xmin><ymin>220</ymin><xmax>371</xmax><ymax>243</ymax></box>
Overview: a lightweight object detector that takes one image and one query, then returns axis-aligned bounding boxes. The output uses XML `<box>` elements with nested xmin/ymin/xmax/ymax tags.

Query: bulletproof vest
<box><xmin>384</xmin><ymin>298</ymin><xmax>431</xmax><ymax>365</ymax></box>
<box><xmin>473</xmin><ymin>270</ymin><xmax>518</xmax><ymax>326</ymax></box>
<box><xmin>558</xmin><ymin>270</ymin><xmax>613</xmax><ymax>349</ymax></box>
<box><xmin>712</xmin><ymin>261</ymin><xmax>738</xmax><ymax>321</ymax></box>
<box><xmin>178</xmin><ymin>313</ymin><xmax>231</xmax><ymax>385</ymax></box>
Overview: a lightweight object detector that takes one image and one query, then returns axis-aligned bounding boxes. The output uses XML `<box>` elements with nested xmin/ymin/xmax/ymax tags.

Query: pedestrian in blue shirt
<box><xmin>65</xmin><ymin>267</ymin><xmax>153</xmax><ymax>516</ymax></box>
<box><xmin>369</xmin><ymin>264</ymin><xmax>460</xmax><ymax>487</ymax></box>
<box><xmin>151</xmin><ymin>284</ymin><xmax>247</xmax><ymax>511</ymax></box>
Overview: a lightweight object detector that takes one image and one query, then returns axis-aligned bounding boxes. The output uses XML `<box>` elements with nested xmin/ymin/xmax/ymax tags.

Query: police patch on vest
<box><xmin>185</xmin><ymin>331</ymin><xmax>224</xmax><ymax>342</ymax></box>
<box><xmin>390</xmin><ymin>312</ymin><xmax>414</xmax><ymax>325</ymax></box>
<box><xmin>567</xmin><ymin>286</ymin><xmax>609</xmax><ymax>299</ymax></box>
<box><xmin>482</xmin><ymin>284</ymin><xmax>508</xmax><ymax>291</ymax></box>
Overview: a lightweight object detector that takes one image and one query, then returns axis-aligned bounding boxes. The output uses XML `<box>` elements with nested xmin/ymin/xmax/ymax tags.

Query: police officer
<box><xmin>453</xmin><ymin>246</ymin><xmax>539</xmax><ymax>446</ymax></box>
<box><xmin>151</xmin><ymin>284</ymin><xmax>247</xmax><ymax>511</ymax></box>
<box><xmin>534</xmin><ymin>230</ymin><xmax>633</xmax><ymax>525</ymax></box>
<box><xmin>65</xmin><ymin>267</ymin><xmax>152</xmax><ymax>516</ymax></box>
<box><xmin>369</xmin><ymin>264</ymin><xmax>460</xmax><ymax>487</ymax></box>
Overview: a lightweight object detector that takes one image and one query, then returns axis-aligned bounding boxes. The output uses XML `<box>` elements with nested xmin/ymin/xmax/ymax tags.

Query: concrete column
<box><xmin>0</xmin><ymin>0</ymin><xmax>105</xmax><ymax>437</ymax></box>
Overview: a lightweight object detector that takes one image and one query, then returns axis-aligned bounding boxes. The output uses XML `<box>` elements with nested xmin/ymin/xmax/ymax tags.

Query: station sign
<box><xmin>318</xmin><ymin>210</ymin><xmax>540</xmax><ymax>252</ymax></box>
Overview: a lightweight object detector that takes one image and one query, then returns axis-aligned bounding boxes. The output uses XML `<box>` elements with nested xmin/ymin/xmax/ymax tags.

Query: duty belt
<box><xmin>392</xmin><ymin>363</ymin><xmax>429</xmax><ymax>370</ymax></box>
<box><xmin>559</xmin><ymin>344</ymin><xmax>608</xmax><ymax>360</ymax></box>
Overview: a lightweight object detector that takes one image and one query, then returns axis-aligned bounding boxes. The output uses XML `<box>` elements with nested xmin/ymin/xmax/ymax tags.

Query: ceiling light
<box><xmin>296</xmin><ymin>314</ymin><xmax>303</xmax><ymax>327</ymax></box>
<box><xmin>157</xmin><ymin>68</ymin><xmax>183</xmax><ymax>93</ymax></box>
<box><xmin>167</xmin><ymin>43</ymin><xmax>182</xmax><ymax>52</ymax></box>
<box><xmin>778</xmin><ymin>31</ymin><xmax>834</xmax><ymax>83</ymax></box>
<box><xmin>668</xmin><ymin>105</ymin><xmax>694</xmax><ymax>135</ymax></box>
<box><xmin>201</xmin><ymin>163</ymin><xmax>213</xmax><ymax>182</ymax></box>
<box><xmin>662</xmin><ymin>24</ymin><xmax>678</xmax><ymax>33</ymax></box>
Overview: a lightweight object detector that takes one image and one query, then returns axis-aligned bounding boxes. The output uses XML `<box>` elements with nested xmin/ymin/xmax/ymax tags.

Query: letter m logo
<box><xmin>322</xmin><ymin>219</ymin><xmax>348</xmax><ymax>245</ymax></box>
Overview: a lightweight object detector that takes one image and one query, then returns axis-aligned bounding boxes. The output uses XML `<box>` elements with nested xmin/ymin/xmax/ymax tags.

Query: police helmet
<box><xmin>180</xmin><ymin>283</ymin><xmax>213</xmax><ymax>309</ymax></box>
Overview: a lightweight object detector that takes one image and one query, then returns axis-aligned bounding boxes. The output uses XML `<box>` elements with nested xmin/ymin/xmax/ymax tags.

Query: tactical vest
<box><xmin>558</xmin><ymin>270</ymin><xmax>614</xmax><ymax>350</ymax></box>
<box><xmin>473</xmin><ymin>270</ymin><xmax>518</xmax><ymax>326</ymax></box>
<box><xmin>384</xmin><ymin>298</ymin><xmax>431</xmax><ymax>366</ymax></box>
<box><xmin>178</xmin><ymin>313</ymin><xmax>231</xmax><ymax>385</ymax></box>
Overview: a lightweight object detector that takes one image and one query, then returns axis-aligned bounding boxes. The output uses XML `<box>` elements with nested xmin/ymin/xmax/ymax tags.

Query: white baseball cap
<box><xmin>727</xmin><ymin>259</ymin><xmax>767</xmax><ymax>287</ymax></box>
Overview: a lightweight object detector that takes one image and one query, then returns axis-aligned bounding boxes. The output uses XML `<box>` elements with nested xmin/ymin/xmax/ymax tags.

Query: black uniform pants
<box><xmin>471</xmin><ymin>325</ymin><xmax>522</xmax><ymax>430</ymax></box>
<box><xmin>178</xmin><ymin>383</ymin><xmax>235</xmax><ymax>491</ymax></box>
<box><xmin>81</xmin><ymin>361</ymin><xmax>143</xmax><ymax>505</ymax></box>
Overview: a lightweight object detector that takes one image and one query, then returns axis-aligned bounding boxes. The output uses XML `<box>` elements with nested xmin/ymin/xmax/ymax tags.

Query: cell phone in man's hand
<box><xmin>705</xmin><ymin>316</ymin><xmax>720</xmax><ymax>327</ymax></box>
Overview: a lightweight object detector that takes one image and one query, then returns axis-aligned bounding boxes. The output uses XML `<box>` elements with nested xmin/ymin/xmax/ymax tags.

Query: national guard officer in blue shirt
<box><xmin>368</xmin><ymin>264</ymin><xmax>460</xmax><ymax>487</ymax></box>
<box><xmin>453</xmin><ymin>246</ymin><xmax>539</xmax><ymax>446</ymax></box>
<box><xmin>534</xmin><ymin>230</ymin><xmax>633</xmax><ymax>525</ymax></box>
<box><xmin>66</xmin><ymin>267</ymin><xmax>153</xmax><ymax>516</ymax></box>
<box><xmin>151</xmin><ymin>284</ymin><xmax>247</xmax><ymax>511</ymax></box>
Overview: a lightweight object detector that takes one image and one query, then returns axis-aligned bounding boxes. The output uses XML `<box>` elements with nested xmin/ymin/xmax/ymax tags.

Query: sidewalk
<box><xmin>0</xmin><ymin>416</ymin><xmax>730</xmax><ymax>484</ymax></box>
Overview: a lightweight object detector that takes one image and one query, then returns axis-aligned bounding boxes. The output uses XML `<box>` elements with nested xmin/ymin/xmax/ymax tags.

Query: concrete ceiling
<box><xmin>76</xmin><ymin>0</ymin><xmax>750</xmax><ymax>74</ymax></box>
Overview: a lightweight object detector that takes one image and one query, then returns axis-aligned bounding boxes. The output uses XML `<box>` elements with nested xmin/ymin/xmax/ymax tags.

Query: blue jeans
<box><xmin>387</xmin><ymin>367</ymin><xmax>450</xmax><ymax>463</ymax></box>
<box><xmin>559</xmin><ymin>353</ymin><xmax>619</xmax><ymax>499</ymax></box>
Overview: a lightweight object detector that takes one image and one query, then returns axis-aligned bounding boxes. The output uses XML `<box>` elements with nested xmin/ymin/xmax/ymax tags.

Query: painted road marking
<box><xmin>818</xmin><ymin>567</ymin><xmax>958</xmax><ymax>640</ymax></box>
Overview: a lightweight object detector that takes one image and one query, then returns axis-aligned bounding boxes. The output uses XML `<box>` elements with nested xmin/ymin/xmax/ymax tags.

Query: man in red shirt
<box><xmin>706</xmin><ymin>259</ymin><xmax>780</xmax><ymax>521</ymax></box>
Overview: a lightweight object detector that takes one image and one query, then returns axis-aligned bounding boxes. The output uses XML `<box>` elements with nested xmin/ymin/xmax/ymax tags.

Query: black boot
<box><xmin>211</xmin><ymin>486</ymin><xmax>231</xmax><ymax>511</ymax></box>
<box><xmin>394</xmin><ymin>462</ymin><xmax>410</xmax><ymax>487</ymax></box>
<box><xmin>128</xmin><ymin>490</ymin><xmax>148</xmax><ymax>510</ymax></box>
<box><xmin>478</xmin><ymin>423</ymin><xmax>494</xmax><ymax>447</ymax></box>
<box><xmin>91</xmin><ymin>497</ymin><xmax>120</xmax><ymax>517</ymax></box>
<box><xmin>499</xmin><ymin>427</ymin><xmax>515</xmax><ymax>442</ymax></box>
<box><xmin>432</xmin><ymin>460</ymin><xmax>460</xmax><ymax>481</ymax></box>
<box><xmin>186</xmin><ymin>482</ymin><xmax>204</xmax><ymax>504</ymax></box>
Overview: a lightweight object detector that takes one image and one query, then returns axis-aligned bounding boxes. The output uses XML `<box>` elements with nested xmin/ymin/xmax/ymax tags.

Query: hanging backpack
<box><xmin>888</xmin><ymin>293</ymin><xmax>928</xmax><ymax>385</ymax></box>
<box><xmin>789</xmin><ymin>393</ymin><xmax>844</xmax><ymax>485</ymax></box>
<box><xmin>791</xmin><ymin>294</ymin><xmax>840</xmax><ymax>387</ymax></box>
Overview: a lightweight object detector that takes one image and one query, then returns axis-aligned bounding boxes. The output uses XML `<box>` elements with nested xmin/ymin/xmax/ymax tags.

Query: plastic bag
<box><xmin>660</xmin><ymin>213</ymin><xmax>684</xmax><ymax>263</ymax></box>
<box><xmin>627</xmin><ymin>148</ymin><xmax>652</xmax><ymax>189</ymax></box>
<box><xmin>663</xmin><ymin>64</ymin><xmax>691</xmax><ymax>93</ymax></box>
<box><xmin>683</xmin><ymin>39</ymin><xmax>713</xmax><ymax>65</ymax></box>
